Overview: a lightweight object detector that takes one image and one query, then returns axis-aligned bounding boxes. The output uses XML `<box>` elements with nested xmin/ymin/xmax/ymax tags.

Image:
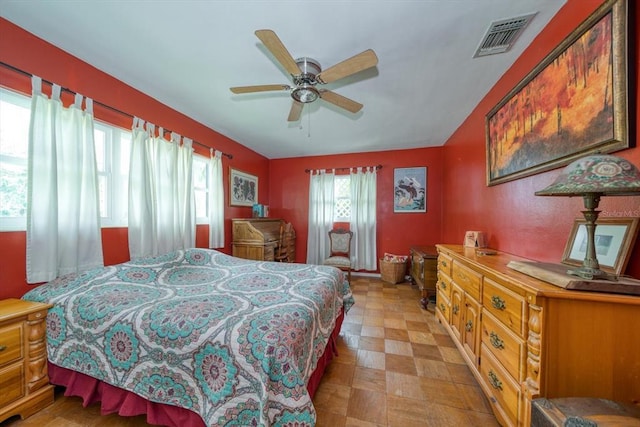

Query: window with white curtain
<box><xmin>334</xmin><ymin>175</ymin><xmax>351</xmax><ymax>221</ymax></box>
<box><xmin>0</xmin><ymin>88</ymin><xmax>30</xmax><ymax>231</ymax></box>
<box><xmin>0</xmin><ymin>87</ymin><xmax>214</xmax><ymax>231</ymax></box>
<box><xmin>93</xmin><ymin>122</ymin><xmax>131</xmax><ymax>227</ymax></box>
<box><xmin>193</xmin><ymin>155</ymin><xmax>212</xmax><ymax>225</ymax></box>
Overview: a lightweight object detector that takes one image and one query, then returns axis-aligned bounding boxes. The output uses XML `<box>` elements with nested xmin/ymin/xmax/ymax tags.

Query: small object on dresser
<box><xmin>463</xmin><ymin>231</ymin><xmax>486</xmax><ymax>248</ymax></box>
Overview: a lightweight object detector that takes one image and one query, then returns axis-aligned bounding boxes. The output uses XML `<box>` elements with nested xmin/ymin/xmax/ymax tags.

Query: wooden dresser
<box><xmin>0</xmin><ymin>299</ymin><xmax>54</xmax><ymax>422</ymax></box>
<box><xmin>435</xmin><ymin>244</ymin><xmax>640</xmax><ymax>427</ymax></box>
<box><xmin>232</xmin><ymin>218</ymin><xmax>284</xmax><ymax>261</ymax></box>
<box><xmin>409</xmin><ymin>246</ymin><xmax>438</xmax><ymax>309</ymax></box>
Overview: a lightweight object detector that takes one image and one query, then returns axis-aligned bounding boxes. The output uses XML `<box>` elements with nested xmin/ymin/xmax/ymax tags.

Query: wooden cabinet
<box><xmin>435</xmin><ymin>244</ymin><xmax>640</xmax><ymax>427</ymax></box>
<box><xmin>0</xmin><ymin>299</ymin><xmax>54</xmax><ymax>422</ymax></box>
<box><xmin>409</xmin><ymin>246</ymin><xmax>438</xmax><ymax>309</ymax></box>
<box><xmin>232</xmin><ymin>218</ymin><xmax>284</xmax><ymax>261</ymax></box>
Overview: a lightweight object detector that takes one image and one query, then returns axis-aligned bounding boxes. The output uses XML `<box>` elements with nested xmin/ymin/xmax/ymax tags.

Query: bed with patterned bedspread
<box><xmin>22</xmin><ymin>248</ymin><xmax>354</xmax><ymax>426</ymax></box>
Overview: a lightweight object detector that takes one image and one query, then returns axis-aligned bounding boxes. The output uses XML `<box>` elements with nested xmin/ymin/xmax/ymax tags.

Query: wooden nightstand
<box><xmin>0</xmin><ymin>299</ymin><xmax>55</xmax><ymax>422</ymax></box>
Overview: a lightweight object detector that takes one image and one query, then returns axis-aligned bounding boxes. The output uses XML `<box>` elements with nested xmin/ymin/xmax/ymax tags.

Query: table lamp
<box><xmin>535</xmin><ymin>154</ymin><xmax>640</xmax><ymax>280</ymax></box>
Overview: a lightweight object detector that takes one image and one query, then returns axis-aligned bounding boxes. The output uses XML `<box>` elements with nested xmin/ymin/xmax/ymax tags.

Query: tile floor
<box><xmin>313</xmin><ymin>276</ymin><xmax>500</xmax><ymax>426</ymax></box>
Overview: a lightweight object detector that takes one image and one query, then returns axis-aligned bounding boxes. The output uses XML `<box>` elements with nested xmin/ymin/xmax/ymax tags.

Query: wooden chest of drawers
<box><xmin>409</xmin><ymin>246</ymin><xmax>438</xmax><ymax>309</ymax></box>
<box><xmin>0</xmin><ymin>299</ymin><xmax>54</xmax><ymax>422</ymax></box>
<box><xmin>435</xmin><ymin>244</ymin><xmax>640</xmax><ymax>427</ymax></box>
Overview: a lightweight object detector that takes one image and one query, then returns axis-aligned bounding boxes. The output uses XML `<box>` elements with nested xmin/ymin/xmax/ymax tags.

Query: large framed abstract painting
<box><xmin>394</xmin><ymin>167</ymin><xmax>427</xmax><ymax>213</ymax></box>
<box><xmin>486</xmin><ymin>0</ymin><xmax>628</xmax><ymax>186</ymax></box>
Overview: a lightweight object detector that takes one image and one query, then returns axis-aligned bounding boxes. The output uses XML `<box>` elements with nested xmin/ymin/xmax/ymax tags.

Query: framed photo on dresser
<box><xmin>562</xmin><ymin>217</ymin><xmax>639</xmax><ymax>276</ymax></box>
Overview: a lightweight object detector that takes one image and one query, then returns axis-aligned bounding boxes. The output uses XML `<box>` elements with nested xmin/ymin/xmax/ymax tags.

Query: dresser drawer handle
<box><xmin>491</xmin><ymin>295</ymin><xmax>506</xmax><ymax>310</ymax></box>
<box><xmin>0</xmin><ymin>345</ymin><xmax>6</xmax><ymax>352</ymax></box>
<box><xmin>489</xmin><ymin>331</ymin><xmax>505</xmax><ymax>349</ymax></box>
<box><xmin>440</xmin><ymin>281</ymin><xmax>447</xmax><ymax>290</ymax></box>
<box><xmin>439</xmin><ymin>303</ymin><xmax>446</xmax><ymax>312</ymax></box>
<box><xmin>452</xmin><ymin>304</ymin><xmax>459</xmax><ymax>315</ymax></box>
<box><xmin>441</xmin><ymin>260</ymin><xmax>447</xmax><ymax>267</ymax></box>
<box><xmin>488</xmin><ymin>370</ymin><xmax>503</xmax><ymax>391</ymax></box>
<box><xmin>465</xmin><ymin>320</ymin><xmax>473</xmax><ymax>332</ymax></box>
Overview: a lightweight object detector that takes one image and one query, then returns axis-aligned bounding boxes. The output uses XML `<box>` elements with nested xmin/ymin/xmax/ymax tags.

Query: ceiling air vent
<box><xmin>473</xmin><ymin>13</ymin><xmax>537</xmax><ymax>58</ymax></box>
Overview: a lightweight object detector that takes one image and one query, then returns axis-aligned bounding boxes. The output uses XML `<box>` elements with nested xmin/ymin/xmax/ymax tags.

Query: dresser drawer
<box><xmin>483</xmin><ymin>278</ymin><xmax>526</xmax><ymax>337</ymax></box>
<box><xmin>438</xmin><ymin>253</ymin><xmax>452</xmax><ymax>277</ymax></box>
<box><xmin>452</xmin><ymin>262</ymin><xmax>482</xmax><ymax>301</ymax></box>
<box><xmin>0</xmin><ymin>362</ymin><xmax>24</xmax><ymax>407</ymax></box>
<box><xmin>0</xmin><ymin>324</ymin><xmax>23</xmax><ymax>367</ymax></box>
<box><xmin>436</xmin><ymin>290</ymin><xmax>451</xmax><ymax>323</ymax></box>
<box><xmin>481</xmin><ymin>344</ymin><xmax>521</xmax><ymax>425</ymax></box>
<box><xmin>481</xmin><ymin>310</ymin><xmax>526</xmax><ymax>382</ymax></box>
<box><xmin>437</xmin><ymin>271</ymin><xmax>452</xmax><ymax>300</ymax></box>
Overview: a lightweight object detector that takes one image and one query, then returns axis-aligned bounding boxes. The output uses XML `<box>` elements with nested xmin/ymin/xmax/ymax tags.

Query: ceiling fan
<box><xmin>230</xmin><ymin>29</ymin><xmax>378</xmax><ymax>122</ymax></box>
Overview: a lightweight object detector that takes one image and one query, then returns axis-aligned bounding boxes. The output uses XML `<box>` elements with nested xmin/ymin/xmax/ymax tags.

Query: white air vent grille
<box><xmin>474</xmin><ymin>13</ymin><xmax>537</xmax><ymax>58</ymax></box>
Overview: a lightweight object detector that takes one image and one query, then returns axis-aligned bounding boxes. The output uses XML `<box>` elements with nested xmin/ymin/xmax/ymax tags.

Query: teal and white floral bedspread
<box><xmin>22</xmin><ymin>249</ymin><xmax>354</xmax><ymax>426</ymax></box>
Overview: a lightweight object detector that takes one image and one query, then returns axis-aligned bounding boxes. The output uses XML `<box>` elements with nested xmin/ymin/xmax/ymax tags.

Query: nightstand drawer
<box><xmin>0</xmin><ymin>324</ymin><xmax>23</xmax><ymax>367</ymax></box>
<box><xmin>0</xmin><ymin>363</ymin><xmax>24</xmax><ymax>407</ymax></box>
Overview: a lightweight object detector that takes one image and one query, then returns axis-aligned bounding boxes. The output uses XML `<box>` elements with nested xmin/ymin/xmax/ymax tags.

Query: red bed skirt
<box><xmin>48</xmin><ymin>310</ymin><xmax>344</xmax><ymax>426</ymax></box>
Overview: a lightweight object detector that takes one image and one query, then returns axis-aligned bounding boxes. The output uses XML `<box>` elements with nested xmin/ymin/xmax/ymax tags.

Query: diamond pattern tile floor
<box><xmin>313</xmin><ymin>276</ymin><xmax>500</xmax><ymax>426</ymax></box>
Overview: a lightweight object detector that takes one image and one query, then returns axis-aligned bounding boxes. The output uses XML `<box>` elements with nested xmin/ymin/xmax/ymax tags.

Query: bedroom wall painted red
<box><xmin>268</xmin><ymin>148</ymin><xmax>444</xmax><ymax>264</ymax></box>
<box><xmin>0</xmin><ymin>17</ymin><xmax>270</xmax><ymax>298</ymax></box>
<box><xmin>1</xmin><ymin>0</ymin><xmax>639</xmax><ymax>298</ymax></box>
<box><xmin>441</xmin><ymin>0</ymin><xmax>640</xmax><ymax>278</ymax></box>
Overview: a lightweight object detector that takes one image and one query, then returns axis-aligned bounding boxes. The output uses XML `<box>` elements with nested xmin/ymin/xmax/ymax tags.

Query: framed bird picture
<box><xmin>394</xmin><ymin>167</ymin><xmax>427</xmax><ymax>213</ymax></box>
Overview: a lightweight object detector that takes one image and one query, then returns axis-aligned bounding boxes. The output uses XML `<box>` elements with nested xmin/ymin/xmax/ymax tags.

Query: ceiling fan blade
<box><xmin>288</xmin><ymin>100</ymin><xmax>303</xmax><ymax>122</ymax></box>
<box><xmin>319</xmin><ymin>90</ymin><xmax>363</xmax><ymax>113</ymax></box>
<box><xmin>255</xmin><ymin>29</ymin><xmax>301</xmax><ymax>76</ymax></box>
<box><xmin>316</xmin><ymin>49</ymin><xmax>378</xmax><ymax>84</ymax></box>
<box><xmin>230</xmin><ymin>84</ymin><xmax>290</xmax><ymax>94</ymax></box>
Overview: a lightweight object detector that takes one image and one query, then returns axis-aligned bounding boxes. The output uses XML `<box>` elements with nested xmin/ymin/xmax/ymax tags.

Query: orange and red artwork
<box><xmin>486</xmin><ymin>0</ymin><xmax>628</xmax><ymax>185</ymax></box>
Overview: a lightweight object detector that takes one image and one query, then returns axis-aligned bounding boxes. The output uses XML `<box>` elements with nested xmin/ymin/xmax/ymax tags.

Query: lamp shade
<box><xmin>535</xmin><ymin>154</ymin><xmax>640</xmax><ymax>197</ymax></box>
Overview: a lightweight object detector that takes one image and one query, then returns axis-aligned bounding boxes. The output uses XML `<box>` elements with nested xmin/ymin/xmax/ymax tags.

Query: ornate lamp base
<box><xmin>566</xmin><ymin>266</ymin><xmax>618</xmax><ymax>281</ymax></box>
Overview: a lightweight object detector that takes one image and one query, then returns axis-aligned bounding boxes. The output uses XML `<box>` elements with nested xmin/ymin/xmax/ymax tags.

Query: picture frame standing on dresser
<box><xmin>230</xmin><ymin>168</ymin><xmax>258</xmax><ymax>207</ymax></box>
<box><xmin>485</xmin><ymin>0</ymin><xmax>628</xmax><ymax>186</ymax></box>
<box><xmin>562</xmin><ymin>217</ymin><xmax>639</xmax><ymax>276</ymax></box>
<box><xmin>394</xmin><ymin>166</ymin><xmax>427</xmax><ymax>213</ymax></box>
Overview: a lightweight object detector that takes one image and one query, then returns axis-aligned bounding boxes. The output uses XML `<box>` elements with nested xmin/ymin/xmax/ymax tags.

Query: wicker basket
<box><xmin>379</xmin><ymin>258</ymin><xmax>407</xmax><ymax>284</ymax></box>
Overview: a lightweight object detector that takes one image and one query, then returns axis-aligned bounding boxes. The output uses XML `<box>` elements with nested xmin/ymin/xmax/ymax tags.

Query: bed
<box><xmin>21</xmin><ymin>248</ymin><xmax>354</xmax><ymax>426</ymax></box>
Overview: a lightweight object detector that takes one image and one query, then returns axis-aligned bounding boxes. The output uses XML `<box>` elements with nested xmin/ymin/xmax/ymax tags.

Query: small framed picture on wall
<box><xmin>229</xmin><ymin>168</ymin><xmax>258</xmax><ymax>207</ymax></box>
<box><xmin>394</xmin><ymin>167</ymin><xmax>427</xmax><ymax>213</ymax></box>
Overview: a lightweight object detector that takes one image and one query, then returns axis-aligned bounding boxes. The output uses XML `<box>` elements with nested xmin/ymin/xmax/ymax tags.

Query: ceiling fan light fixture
<box><xmin>291</xmin><ymin>84</ymin><xmax>319</xmax><ymax>103</ymax></box>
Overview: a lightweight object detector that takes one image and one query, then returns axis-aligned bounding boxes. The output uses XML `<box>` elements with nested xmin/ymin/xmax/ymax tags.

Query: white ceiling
<box><xmin>1</xmin><ymin>1</ymin><xmax>566</xmax><ymax>159</ymax></box>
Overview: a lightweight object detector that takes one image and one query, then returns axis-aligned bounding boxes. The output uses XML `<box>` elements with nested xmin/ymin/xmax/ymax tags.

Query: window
<box><xmin>0</xmin><ymin>87</ymin><xmax>214</xmax><ymax>230</ymax></box>
<box><xmin>334</xmin><ymin>175</ymin><xmax>351</xmax><ymax>221</ymax></box>
<box><xmin>94</xmin><ymin>121</ymin><xmax>131</xmax><ymax>227</ymax></box>
<box><xmin>0</xmin><ymin>89</ymin><xmax>30</xmax><ymax>231</ymax></box>
<box><xmin>193</xmin><ymin>154</ymin><xmax>210</xmax><ymax>224</ymax></box>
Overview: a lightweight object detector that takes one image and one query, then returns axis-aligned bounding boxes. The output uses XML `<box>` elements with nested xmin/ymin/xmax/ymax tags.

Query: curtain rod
<box><xmin>0</xmin><ymin>61</ymin><xmax>233</xmax><ymax>159</ymax></box>
<box><xmin>305</xmin><ymin>165</ymin><xmax>382</xmax><ymax>173</ymax></box>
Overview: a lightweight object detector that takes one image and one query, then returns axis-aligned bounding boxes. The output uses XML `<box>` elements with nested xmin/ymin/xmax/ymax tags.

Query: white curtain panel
<box><xmin>306</xmin><ymin>169</ymin><xmax>335</xmax><ymax>264</ymax></box>
<box><xmin>208</xmin><ymin>149</ymin><xmax>224</xmax><ymax>248</ymax></box>
<box><xmin>350</xmin><ymin>166</ymin><xmax>377</xmax><ymax>270</ymax></box>
<box><xmin>26</xmin><ymin>76</ymin><xmax>104</xmax><ymax>283</ymax></box>
<box><xmin>128</xmin><ymin>118</ymin><xmax>195</xmax><ymax>258</ymax></box>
